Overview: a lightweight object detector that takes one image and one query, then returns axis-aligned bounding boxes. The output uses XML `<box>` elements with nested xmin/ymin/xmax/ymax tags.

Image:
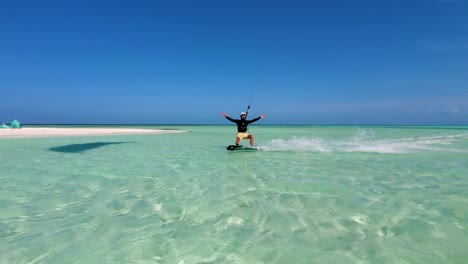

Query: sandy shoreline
<box><xmin>0</xmin><ymin>127</ymin><xmax>185</xmax><ymax>138</ymax></box>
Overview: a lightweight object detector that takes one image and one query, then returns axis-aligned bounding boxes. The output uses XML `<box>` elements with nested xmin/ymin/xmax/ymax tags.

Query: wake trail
<box><xmin>257</xmin><ymin>132</ymin><xmax>468</xmax><ymax>154</ymax></box>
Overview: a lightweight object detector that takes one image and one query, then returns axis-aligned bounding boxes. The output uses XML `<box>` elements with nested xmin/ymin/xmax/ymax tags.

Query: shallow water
<box><xmin>1</xmin><ymin>125</ymin><xmax>467</xmax><ymax>263</ymax></box>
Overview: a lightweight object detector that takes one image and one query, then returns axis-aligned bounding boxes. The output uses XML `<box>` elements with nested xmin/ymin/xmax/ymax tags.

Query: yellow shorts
<box><xmin>236</xmin><ymin>132</ymin><xmax>250</xmax><ymax>139</ymax></box>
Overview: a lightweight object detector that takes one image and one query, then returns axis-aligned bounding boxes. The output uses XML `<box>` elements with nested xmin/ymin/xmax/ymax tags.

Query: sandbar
<box><xmin>0</xmin><ymin>127</ymin><xmax>185</xmax><ymax>138</ymax></box>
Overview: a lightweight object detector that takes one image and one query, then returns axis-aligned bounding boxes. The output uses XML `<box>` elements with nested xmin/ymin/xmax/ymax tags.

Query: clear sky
<box><xmin>1</xmin><ymin>0</ymin><xmax>467</xmax><ymax>125</ymax></box>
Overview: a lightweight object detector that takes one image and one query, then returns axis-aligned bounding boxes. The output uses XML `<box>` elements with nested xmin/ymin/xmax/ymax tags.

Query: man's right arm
<box><xmin>225</xmin><ymin>116</ymin><xmax>236</xmax><ymax>122</ymax></box>
<box><xmin>221</xmin><ymin>112</ymin><xmax>236</xmax><ymax>123</ymax></box>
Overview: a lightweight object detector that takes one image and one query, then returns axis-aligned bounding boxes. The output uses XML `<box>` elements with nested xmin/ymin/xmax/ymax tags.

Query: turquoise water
<box><xmin>1</xmin><ymin>125</ymin><xmax>468</xmax><ymax>263</ymax></box>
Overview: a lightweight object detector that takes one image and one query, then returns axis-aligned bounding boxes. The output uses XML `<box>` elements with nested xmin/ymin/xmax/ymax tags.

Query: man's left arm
<box><xmin>248</xmin><ymin>114</ymin><xmax>265</xmax><ymax>124</ymax></box>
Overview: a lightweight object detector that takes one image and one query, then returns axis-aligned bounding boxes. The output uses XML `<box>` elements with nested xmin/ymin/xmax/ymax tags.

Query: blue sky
<box><xmin>1</xmin><ymin>0</ymin><xmax>467</xmax><ymax>124</ymax></box>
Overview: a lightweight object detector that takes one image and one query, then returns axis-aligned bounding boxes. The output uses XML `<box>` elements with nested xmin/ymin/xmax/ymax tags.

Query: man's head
<box><xmin>240</xmin><ymin>112</ymin><xmax>246</xmax><ymax>119</ymax></box>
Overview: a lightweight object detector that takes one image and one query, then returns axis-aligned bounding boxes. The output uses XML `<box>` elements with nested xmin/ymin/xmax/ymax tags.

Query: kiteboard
<box><xmin>227</xmin><ymin>145</ymin><xmax>259</xmax><ymax>151</ymax></box>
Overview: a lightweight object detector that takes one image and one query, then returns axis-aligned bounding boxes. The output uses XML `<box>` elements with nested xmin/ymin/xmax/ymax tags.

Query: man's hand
<box><xmin>221</xmin><ymin>112</ymin><xmax>227</xmax><ymax>117</ymax></box>
<box><xmin>260</xmin><ymin>114</ymin><xmax>265</xmax><ymax>118</ymax></box>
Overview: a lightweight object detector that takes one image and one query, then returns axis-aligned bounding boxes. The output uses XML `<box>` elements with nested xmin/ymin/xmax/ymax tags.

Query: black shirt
<box><xmin>225</xmin><ymin>116</ymin><xmax>261</xmax><ymax>132</ymax></box>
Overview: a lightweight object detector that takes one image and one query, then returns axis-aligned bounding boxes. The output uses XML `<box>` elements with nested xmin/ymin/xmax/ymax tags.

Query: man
<box><xmin>221</xmin><ymin>112</ymin><xmax>265</xmax><ymax>146</ymax></box>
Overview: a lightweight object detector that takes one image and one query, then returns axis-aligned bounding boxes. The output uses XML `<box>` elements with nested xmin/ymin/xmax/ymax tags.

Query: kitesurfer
<box><xmin>221</xmin><ymin>112</ymin><xmax>265</xmax><ymax>146</ymax></box>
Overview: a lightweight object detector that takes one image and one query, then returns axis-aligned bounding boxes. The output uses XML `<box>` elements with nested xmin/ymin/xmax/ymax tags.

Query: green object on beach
<box><xmin>0</xmin><ymin>120</ymin><xmax>22</xmax><ymax>128</ymax></box>
<box><xmin>10</xmin><ymin>120</ymin><xmax>21</xmax><ymax>128</ymax></box>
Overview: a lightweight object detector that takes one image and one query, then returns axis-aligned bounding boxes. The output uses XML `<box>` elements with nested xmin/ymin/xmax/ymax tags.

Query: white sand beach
<box><xmin>0</xmin><ymin>127</ymin><xmax>185</xmax><ymax>138</ymax></box>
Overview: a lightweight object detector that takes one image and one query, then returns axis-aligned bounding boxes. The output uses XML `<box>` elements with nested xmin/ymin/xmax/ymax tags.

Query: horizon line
<box><xmin>22</xmin><ymin>123</ymin><xmax>468</xmax><ymax>127</ymax></box>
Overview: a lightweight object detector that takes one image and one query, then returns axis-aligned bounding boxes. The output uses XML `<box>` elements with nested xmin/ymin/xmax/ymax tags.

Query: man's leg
<box><xmin>249</xmin><ymin>134</ymin><xmax>254</xmax><ymax>146</ymax></box>
<box><xmin>235</xmin><ymin>137</ymin><xmax>241</xmax><ymax>145</ymax></box>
